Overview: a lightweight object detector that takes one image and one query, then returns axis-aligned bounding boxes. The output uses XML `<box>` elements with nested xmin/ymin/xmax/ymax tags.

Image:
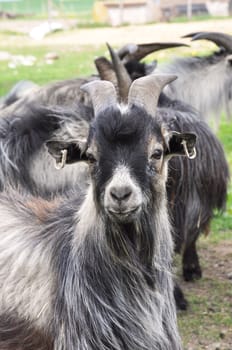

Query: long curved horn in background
<box><xmin>118</xmin><ymin>42</ymin><xmax>189</xmax><ymax>63</ymax></box>
<box><xmin>182</xmin><ymin>32</ymin><xmax>202</xmax><ymax>39</ymax></box>
<box><xmin>106</xmin><ymin>43</ymin><xmax>132</xmax><ymax>103</ymax></box>
<box><xmin>184</xmin><ymin>32</ymin><xmax>232</xmax><ymax>53</ymax></box>
<box><xmin>94</xmin><ymin>56</ymin><xmax>118</xmax><ymax>88</ymax></box>
<box><xmin>81</xmin><ymin>80</ymin><xmax>118</xmax><ymax>117</ymax></box>
<box><xmin>128</xmin><ymin>74</ymin><xmax>177</xmax><ymax>117</ymax></box>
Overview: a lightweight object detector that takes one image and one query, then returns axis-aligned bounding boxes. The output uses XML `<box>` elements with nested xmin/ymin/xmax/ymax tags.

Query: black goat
<box><xmin>0</xmin><ymin>75</ymin><xmax>193</xmax><ymax>349</ymax></box>
<box><xmin>159</xmin><ymin>93</ymin><xmax>229</xmax><ymax>281</ymax></box>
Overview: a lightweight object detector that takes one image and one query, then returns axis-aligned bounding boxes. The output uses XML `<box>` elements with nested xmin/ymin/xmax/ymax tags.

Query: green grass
<box><xmin>0</xmin><ymin>44</ymin><xmax>105</xmax><ymax>95</ymax></box>
<box><xmin>212</xmin><ymin>119</ymin><xmax>232</xmax><ymax>237</ymax></box>
<box><xmin>179</xmin><ymin>280</ymin><xmax>232</xmax><ymax>346</ymax></box>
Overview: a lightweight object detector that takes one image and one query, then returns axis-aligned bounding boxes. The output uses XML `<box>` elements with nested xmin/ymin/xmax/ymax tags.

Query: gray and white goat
<box><xmin>0</xmin><ymin>76</ymin><xmax>96</xmax><ymax>115</ymax></box>
<box><xmin>109</xmin><ymin>33</ymin><xmax>232</xmax><ymax>126</ymax></box>
<box><xmin>157</xmin><ymin>32</ymin><xmax>232</xmax><ymax>126</ymax></box>
<box><xmin>0</xmin><ymin>101</ymin><xmax>92</xmax><ymax>197</ymax></box>
<box><xmin>0</xmin><ymin>75</ymin><xmax>194</xmax><ymax>349</ymax></box>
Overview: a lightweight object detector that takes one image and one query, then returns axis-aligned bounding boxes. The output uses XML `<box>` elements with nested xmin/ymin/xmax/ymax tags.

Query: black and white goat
<box><xmin>95</xmin><ymin>46</ymin><xmax>229</xmax><ymax>289</ymax></box>
<box><xmin>0</xmin><ymin>75</ymin><xmax>194</xmax><ymax>349</ymax></box>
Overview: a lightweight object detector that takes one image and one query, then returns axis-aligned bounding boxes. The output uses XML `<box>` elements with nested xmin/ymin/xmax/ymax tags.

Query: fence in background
<box><xmin>0</xmin><ymin>0</ymin><xmax>94</xmax><ymax>16</ymax></box>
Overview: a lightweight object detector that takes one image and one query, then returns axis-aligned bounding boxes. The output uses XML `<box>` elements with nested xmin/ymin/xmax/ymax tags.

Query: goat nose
<box><xmin>110</xmin><ymin>186</ymin><xmax>132</xmax><ymax>203</ymax></box>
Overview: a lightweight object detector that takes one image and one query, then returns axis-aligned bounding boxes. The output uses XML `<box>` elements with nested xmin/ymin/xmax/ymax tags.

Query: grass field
<box><xmin>0</xmin><ymin>25</ymin><xmax>232</xmax><ymax>349</ymax></box>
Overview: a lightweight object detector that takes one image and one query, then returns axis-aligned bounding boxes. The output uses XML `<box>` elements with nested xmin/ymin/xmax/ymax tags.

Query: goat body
<box><xmin>0</xmin><ymin>77</ymin><xmax>189</xmax><ymax>349</ymax></box>
<box><xmin>0</xmin><ymin>103</ymin><xmax>92</xmax><ymax>197</ymax></box>
<box><xmin>157</xmin><ymin>32</ymin><xmax>232</xmax><ymax>125</ymax></box>
<box><xmin>159</xmin><ymin>93</ymin><xmax>229</xmax><ymax>280</ymax></box>
<box><xmin>158</xmin><ymin>52</ymin><xmax>232</xmax><ymax>125</ymax></box>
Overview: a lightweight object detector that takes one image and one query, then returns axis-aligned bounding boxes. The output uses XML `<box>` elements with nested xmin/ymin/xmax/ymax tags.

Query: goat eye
<box><xmin>151</xmin><ymin>149</ymin><xmax>163</xmax><ymax>160</ymax></box>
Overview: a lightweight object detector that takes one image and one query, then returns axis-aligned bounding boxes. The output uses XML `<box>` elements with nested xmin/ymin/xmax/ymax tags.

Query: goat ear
<box><xmin>46</xmin><ymin>140</ymin><xmax>88</xmax><ymax>169</ymax></box>
<box><xmin>165</xmin><ymin>131</ymin><xmax>197</xmax><ymax>159</ymax></box>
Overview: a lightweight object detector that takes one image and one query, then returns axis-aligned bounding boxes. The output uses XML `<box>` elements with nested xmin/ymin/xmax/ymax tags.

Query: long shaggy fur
<box><xmin>0</xmin><ymin>193</ymin><xmax>180</xmax><ymax>350</ymax></box>
<box><xmin>0</xmin><ymin>95</ymin><xmax>228</xmax><ymax>286</ymax></box>
<box><xmin>158</xmin><ymin>93</ymin><xmax>229</xmax><ymax>280</ymax></box>
<box><xmin>0</xmin><ymin>177</ymin><xmax>181</xmax><ymax>349</ymax></box>
<box><xmin>0</xmin><ymin>104</ymin><xmax>91</xmax><ymax>197</ymax></box>
<box><xmin>157</xmin><ymin>51</ymin><xmax>232</xmax><ymax>125</ymax></box>
<box><xmin>0</xmin><ymin>77</ymin><xmax>98</xmax><ymax>112</ymax></box>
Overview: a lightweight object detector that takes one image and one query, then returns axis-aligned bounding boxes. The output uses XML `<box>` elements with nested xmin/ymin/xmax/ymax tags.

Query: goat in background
<box><xmin>102</xmin><ymin>33</ymin><xmax>232</xmax><ymax>128</ymax></box>
<box><xmin>145</xmin><ymin>32</ymin><xmax>232</xmax><ymax>127</ymax></box>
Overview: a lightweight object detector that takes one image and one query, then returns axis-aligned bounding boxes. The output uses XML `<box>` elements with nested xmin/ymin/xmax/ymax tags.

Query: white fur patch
<box><xmin>104</xmin><ymin>164</ymin><xmax>143</xmax><ymax>210</ymax></box>
<box><xmin>73</xmin><ymin>184</ymin><xmax>104</xmax><ymax>246</ymax></box>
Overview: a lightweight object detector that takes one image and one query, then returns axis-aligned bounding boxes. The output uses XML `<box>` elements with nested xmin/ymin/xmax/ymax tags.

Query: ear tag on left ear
<box><xmin>55</xmin><ymin>149</ymin><xmax>67</xmax><ymax>170</ymax></box>
<box><xmin>181</xmin><ymin>140</ymin><xmax>196</xmax><ymax>159</ymax></box>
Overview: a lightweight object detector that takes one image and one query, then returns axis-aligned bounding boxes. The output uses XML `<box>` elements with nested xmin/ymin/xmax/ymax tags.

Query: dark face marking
<box><xmin>46</xmin><ymin>105</ymin><xmax>196</xmax><ymax>224</ymax></box>
<box><xmin>85</xmin><ymin>106</ymin><xmax>167</xmax><ymax>222</ymax></box>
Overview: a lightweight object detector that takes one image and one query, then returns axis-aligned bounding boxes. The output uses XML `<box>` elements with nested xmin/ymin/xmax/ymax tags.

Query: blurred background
<box><xmin>0</xmin><ymin>1</ymin><xmax>231</xmax><ymax>349</ymax></box>
<box><xmin>0</xmin><ymin>0</ymin><xmax>232</xmax><ymax>25</ymax></box>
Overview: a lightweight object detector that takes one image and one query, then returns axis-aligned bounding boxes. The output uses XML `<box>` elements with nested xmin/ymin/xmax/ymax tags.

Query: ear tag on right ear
<box><xmin>55</xmin><ymin>149</ymin><xmax>67</xmax><ymax>170</ymax></box>
<box><xmin>181</xmin><ymin>140</ymin><xmax>196</xmax><ymax>159</ymax></box>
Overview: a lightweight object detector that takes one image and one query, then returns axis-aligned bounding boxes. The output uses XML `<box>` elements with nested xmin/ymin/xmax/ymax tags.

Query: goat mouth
<box><xmin>107</xmin><ymin>206</ymin><xmax>141</xmax><ymax>221</ymax></box>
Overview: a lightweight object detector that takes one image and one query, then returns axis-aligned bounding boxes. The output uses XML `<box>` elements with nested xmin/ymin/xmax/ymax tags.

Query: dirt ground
<box><xmin>0</xmin><ymin>18</ymin><xmax>232</xmax><ymax>47</ymax></box>
<box><xmin>179</xmin><ymin>239</ymin><xmax>232</xmax><ymax>350</ymax></box>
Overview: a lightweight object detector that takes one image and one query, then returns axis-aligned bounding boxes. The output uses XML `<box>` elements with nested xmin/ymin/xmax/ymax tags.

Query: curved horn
<box><xmin>94</xmin><ymin>56</ymin><xmax>118</xmax><ymax>88</ymax></box>
<box><xmin>191</xmin><ymin>32</ymin><xmax>232</xmax><ymax>53</ymax></box>
<box><xmin>106</xmin><ymin>43</ymin><xmax>132</xmax><ymax>103</ymax></box>
<box><xmin>117</xmin><ymin>43</ymin><xmax>138</xmax><ymax>60</ymax></box>
<box><xmin>81</xmin><ymin>80</ymin><xmax>118</xmax><ymax>117</ymax></box>
<box><xmin>128</xmin><ymin>74</ymin><xmax>177</xmax><ymax>117</ymax></box>
<box><xmin>182</xmin><ymin>32</ymin><xmax>202</xmax><ymax>39</ymax></box>
<box><xmin>118</xmin><ymin>42</ymin><xmax>189</xmax><ymax>62</ymax></box>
